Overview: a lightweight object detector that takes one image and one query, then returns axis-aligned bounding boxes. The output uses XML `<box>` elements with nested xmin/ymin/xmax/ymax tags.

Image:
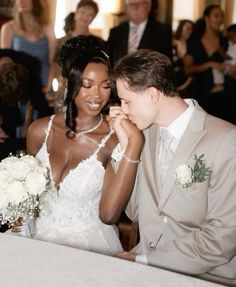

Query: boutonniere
<box><xmin>175</xmin><ymin>154</ymin><xmax>211</xmax><ymax>188</ymax></box>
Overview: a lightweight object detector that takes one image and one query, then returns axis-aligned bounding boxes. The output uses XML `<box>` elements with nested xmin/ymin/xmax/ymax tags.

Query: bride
<box><xmin>21</xmin><ymin>35</ymin><xmax>143</xmax><ymax>255</ymax></box>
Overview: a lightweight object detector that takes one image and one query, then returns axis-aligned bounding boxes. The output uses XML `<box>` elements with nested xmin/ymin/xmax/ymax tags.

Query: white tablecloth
<box><xmin>0</xmin><ymin>234</ymin><xmax>224</xmax><ymax>287</ymax></box>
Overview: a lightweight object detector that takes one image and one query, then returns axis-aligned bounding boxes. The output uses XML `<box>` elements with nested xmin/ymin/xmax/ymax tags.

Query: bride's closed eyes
<box><xmin>81</xmin><ymin>79</ymin><xmax>111</xmax><ymax>90</ymax></box>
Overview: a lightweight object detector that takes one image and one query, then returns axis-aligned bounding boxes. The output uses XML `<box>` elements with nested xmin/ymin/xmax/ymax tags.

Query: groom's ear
<box><xmin>147</xmin><ymin>87</ymin><xmax>160</xmax><ymax>104</ymax></box>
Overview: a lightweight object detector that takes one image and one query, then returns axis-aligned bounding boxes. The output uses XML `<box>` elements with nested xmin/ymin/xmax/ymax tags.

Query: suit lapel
<box><xmin>158</xmin><ymin>107</ymin><xmax>207</xmax><ymax>211</ymax></box>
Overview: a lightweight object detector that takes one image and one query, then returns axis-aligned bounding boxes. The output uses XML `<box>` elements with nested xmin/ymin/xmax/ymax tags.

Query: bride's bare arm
<box><xmin>99</xmin><ymin>114</ymin><xmax>143</xmax><ymax>224</ymax></box>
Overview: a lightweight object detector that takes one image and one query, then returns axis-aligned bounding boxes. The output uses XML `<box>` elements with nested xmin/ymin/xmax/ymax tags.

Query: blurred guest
<box><xmin>0</xmin><ymin>48</ymin><xmax>46</xmax><ymax>118</ymax></box>
<box><xmin>223</xmin><ymin>24</ymin><xmax>236</xmax><ymax>124</ymax></box>
<box><xmin>225</xmin><ymin>24</ymin><xmax>236</xmax><ymax>68</ymax></box>
<box><xmin>0</xmin><ymin>57</ymin><xmax>28</xmax><ymax>159</ymax></box>
<box><xmin>63</xmin><ymin>12</ymin><xmax>75</xmax><ymax>35</ymax></box>
<box><xmin>172</xmin><ymin>19</ymin><xmax>194</xmax><ymax>97</ymax></box>
<box><xmin>56</xmin><ymin>0</ymin><xmax>101</xmax><ymax>54</ymax></box>
<box><xmin>107</xmin><ymin>0</ymin><xmax>172</xmax><ymax>67</ymax></box>
<box><xmin>0</xmin><ymin>0</ymin><xmax>56</xmax><ymax>136</ymax></box>
<box><xmin>184</xmin><ymin>5</ymin><xmax>229</xmax><ymax>121</ymax></box>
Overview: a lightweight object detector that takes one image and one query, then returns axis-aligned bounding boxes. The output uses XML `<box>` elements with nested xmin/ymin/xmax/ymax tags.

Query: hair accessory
<box><xmin>123</xmin><ymin>154</ymin><xmax>141</xmax><ymax>164</ymax></box>
<box><xmin>74</xmin><ymin>113</ymin><xmax>103</xmax><ymax>138</ymax></box>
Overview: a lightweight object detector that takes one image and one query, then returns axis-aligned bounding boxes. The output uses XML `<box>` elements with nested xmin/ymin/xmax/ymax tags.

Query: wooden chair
<box><xmin>118</xmin><ymin>212</ymin><xmax>139</xmax><ymax>251</ymax></box>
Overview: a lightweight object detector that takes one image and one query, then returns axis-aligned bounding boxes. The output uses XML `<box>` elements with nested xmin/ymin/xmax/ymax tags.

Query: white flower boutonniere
<box><xmin>175</xmin><ymin>154</ymin><xmax>211</xmax><ymax>188</ymax></box>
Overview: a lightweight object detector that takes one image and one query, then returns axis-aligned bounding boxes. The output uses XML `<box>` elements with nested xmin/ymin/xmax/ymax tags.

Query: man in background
<box><xmin>107</xmin><ymin>0</ymin><xmax>172</xmax><ymax>67</ymax></box>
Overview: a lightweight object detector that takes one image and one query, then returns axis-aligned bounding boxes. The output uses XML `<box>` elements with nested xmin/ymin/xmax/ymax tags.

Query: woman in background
<box><xmin>56</xmin><ymin>0</ymin><xmax>102</xmax><ymax>58</ymax></box>
<box><xmin>0</xmin><ymin>0</ymin><xmax>57</xmax><ymax>137</ymax></box>
<box><xmin>184</xmin><ymin>4</ymin><xmax>228</xmax><ymax>120</ymax></box>
<box><xmin>172</xmin><ymin>19</ymin><xmax>193</xmax><ymax>97</ymax></box>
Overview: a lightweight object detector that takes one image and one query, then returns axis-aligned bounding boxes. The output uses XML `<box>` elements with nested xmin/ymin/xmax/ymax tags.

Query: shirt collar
<box><xmin>129</xmin><ymin>20</ymin><xmax>147</xmax><ymax>30</ymax></box>
<box><xmin>162</xmin><ymin>99</ymin><xmax>195</xmax><ymax>140</ymax></box>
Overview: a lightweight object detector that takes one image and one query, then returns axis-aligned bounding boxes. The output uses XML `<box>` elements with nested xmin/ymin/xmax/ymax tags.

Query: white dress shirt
<box><xmin>129</xmin><ymin>20</ymin><xmax>147</xmax><ymax>48</ymax></box>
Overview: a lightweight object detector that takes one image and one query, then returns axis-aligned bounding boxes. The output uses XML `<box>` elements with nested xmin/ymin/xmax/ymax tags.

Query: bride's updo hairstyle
<box><xmin>59</xmin><ymin>35</ymin><xmax>110</xmax><ymax>136</ymax></box>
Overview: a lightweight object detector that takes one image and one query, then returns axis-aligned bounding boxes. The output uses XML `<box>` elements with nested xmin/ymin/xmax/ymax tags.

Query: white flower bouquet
<box><xmin>0</xmin><ymin>154</ymin><xmax>49</xmax><ymax>226</ymax></box>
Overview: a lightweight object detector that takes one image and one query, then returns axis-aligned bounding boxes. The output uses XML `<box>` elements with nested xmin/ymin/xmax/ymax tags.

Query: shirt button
<box><xmin>148</xmin><ymin>241</ymin><xmax>156</xmax><ymax>250</ymax></box>
<box><xmin>160</xmin><ymin>215</ymin><xmax>168</xmax><ymax>223</ymax></box>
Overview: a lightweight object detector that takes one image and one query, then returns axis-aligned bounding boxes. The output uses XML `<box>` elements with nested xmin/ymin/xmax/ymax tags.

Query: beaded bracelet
<box><xmin>123</xmin><ymin>154</ymin><xmax>141</xmax><ymax>164</ymax></box>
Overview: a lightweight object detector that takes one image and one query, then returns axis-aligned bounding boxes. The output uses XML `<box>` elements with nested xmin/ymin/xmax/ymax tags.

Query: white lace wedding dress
<box><xmin>33</xmin><ymin>115</ymin><xmax>123</xmax><ymax>255</ymax></box>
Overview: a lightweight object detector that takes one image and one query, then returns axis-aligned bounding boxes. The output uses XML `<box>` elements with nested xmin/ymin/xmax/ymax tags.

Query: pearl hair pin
<box><xmin>75</xmin><ymin>113</ymin><xmax>103</xmax><ymax>138</ymax></box>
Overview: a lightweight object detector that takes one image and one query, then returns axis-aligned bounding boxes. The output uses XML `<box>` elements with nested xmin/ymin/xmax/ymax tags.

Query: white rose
<box><xmin>0</xmin><ymin>170</ymin><xmax>11</xmax><ymax>190</ymax></box>
<box><xmin>25</xmin><ymin>171</ymin><xmax>47</xmax><ymax>195</ymax></box>
<box><xmin>6</xmin><ymin>181</ymin><xmax>28</xmax><ymax>204</ymax></box>
<box><xmin>175</xmin><ymin>164</ymin><xmax>193</xmax><ymax>187</ymax></box>
<box><xmin>34</xmin><ymin>166</ymin><xmax>48</xmax><ymax>177</ymax></box>
<box><xmin>5</xmin><ymin>160</ymin><xmax>31</xmax><ymax>180</ymax></box>
<box><xmin>0</xmin><ymin>192</ymin><xmax>10</xmax><ymax>209</ymax></box>
<box><xmin>0</xmin><ymin>156</ymin><xmax>18</xmax><ymax>170</ymax></box>
<box><xmin>20</xmin><ymin>155</ymin><xmax>39</xmax><ymax>169</ymax></box>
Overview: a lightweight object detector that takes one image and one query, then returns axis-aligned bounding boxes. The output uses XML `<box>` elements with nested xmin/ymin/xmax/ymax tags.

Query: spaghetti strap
<box><xmin>44</xmin><ymin>115</ymin><xmax>55</xmax><ymax>143</ymax></box>
<box><xmin>94</xmin><ymin>128</ymin><xmax>114</xmax><ymax>156</ymax></box>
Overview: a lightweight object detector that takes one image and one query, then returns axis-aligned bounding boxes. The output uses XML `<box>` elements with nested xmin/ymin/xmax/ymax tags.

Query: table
<box><xmin>0</xmin><ymin>234</ymin><xmax>224</xmax><ymax>287</ymax></box>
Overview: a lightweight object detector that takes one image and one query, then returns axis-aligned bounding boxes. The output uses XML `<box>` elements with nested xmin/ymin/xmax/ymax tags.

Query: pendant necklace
<box><xmin>75</xmin><ymin>113</ymin><xmax>103</xmax><ymax>138</ymax></box>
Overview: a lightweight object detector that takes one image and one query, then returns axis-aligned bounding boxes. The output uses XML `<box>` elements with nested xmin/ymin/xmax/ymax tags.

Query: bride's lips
<box><xmin>87</xmin><ymin>101</ymin><xmax>102</xmax><ymax>111</ymax></box>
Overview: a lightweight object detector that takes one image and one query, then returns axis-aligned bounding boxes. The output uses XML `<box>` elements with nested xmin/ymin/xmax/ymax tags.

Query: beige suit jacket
<box><xmin>126</xmin><ymin>102</ymin><xmax>236</xmax><ymax>285</ymax></box>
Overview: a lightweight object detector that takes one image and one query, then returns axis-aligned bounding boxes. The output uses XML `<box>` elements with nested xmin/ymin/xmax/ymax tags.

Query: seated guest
<box><xmin>0</xmin><ymin>56</ymin><xmax>29</xmax><ymax>156</ymax></box>
<box><xmin>108</xmin><ymin>49</ymin><xmax>236</xmax><ymax>286</ymax></box>
<box><xmin>0</xmin><ymin>49</ymin><xmax>49</xmax><ymax>138</ymax></box>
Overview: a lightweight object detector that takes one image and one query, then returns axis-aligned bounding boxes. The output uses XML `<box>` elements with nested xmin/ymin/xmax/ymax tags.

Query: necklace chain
<box><xmin>75</xmin><ymin>113</ymin><xmax>103</xmax><ymax>138</ymax></box>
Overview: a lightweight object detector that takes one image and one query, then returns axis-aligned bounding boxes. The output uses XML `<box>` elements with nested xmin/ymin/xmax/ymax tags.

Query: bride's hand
<box><xmin>108</xmin><ymin>106</ymin><xmax>129</xmax><ymax>149</ymax></box>
<box><xmin>10</xmin><ymin>217</ymin><xmax>23</xmax><ymax>233</ymax></box>
<box><xmin>108</xmin><ymin>106</ymin><xmax>143</xmax><ymax>151</ymax></box>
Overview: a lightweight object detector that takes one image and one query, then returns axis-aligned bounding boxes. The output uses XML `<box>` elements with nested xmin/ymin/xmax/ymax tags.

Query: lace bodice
<box><xmin>34</xmin><ymin>116</ymin><xmax>123</xmax><ymax>254</ymax></box>
<box><xmin>36</xmin><ymin>115</ymin><xmax>113</xmax><ymax>228</ymax></box>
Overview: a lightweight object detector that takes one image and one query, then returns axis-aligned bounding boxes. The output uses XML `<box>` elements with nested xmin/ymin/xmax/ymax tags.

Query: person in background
<box><xmin>0</xmin><ymin>0</ymin><xmax>57</xmax><ymax>137</ymax></box>
<box><xmin>172</xmin><ymin>19</ymin><xmax>194</xmax><ymax>97</ymax></box>
<box><xmin>0</xmin><ymin>56</ymin><xmax>29</xmax><ymax>159</ymax></box>
<box><xmin>0</xmin><ymin>48</ymin><xmax>47</xmax><ymax>141</ymax></box>
<box><xmin>107</xmin><ymin>0</ymin><xmax>172</xmax><ymax>67</ymax></box>
<box><xmin>223</xmin><ymin>23</ymin><xmax>236</xmax><ymax>124</ymax></box>
<box><xmin>63</xmin><ymin>12</ymin><xmax>75</xmax><ymax>35</ymax></box>
<box><xmin>10</xmin><ymin>35</ymin><xmax>143</xmax><ymax>255</ymax></box>
<box><xmin>184</xmin><ymin>5</ymin><xmax>229</xmax><ymax>121</ymax></box>
<box><xmin>56</xmin><ymin>0</ymin><xmax>101</xmax><ymax>54</ymax></box>
<box><xmin>108</xmin><ymin>49</ymin><xmax>236</xmax><ymax>286</ymax></box>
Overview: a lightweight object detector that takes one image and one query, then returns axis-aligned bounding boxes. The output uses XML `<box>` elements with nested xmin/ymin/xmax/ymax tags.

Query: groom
<box><xmin>111</xmin><ymin>49</ymin><xmax>236</xmax><ymax>285</ymax></box>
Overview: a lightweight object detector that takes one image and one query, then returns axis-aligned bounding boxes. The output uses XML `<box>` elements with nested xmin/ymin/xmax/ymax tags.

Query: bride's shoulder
<box><xmin>26</xmin><ymin>116</ymin><xmax>53</xmax><ymax>155</ymax></box>
<box><xmin>27</xmin><ymin>116</ymin><xmax>52</xmax><ymax>139</ymax></box>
